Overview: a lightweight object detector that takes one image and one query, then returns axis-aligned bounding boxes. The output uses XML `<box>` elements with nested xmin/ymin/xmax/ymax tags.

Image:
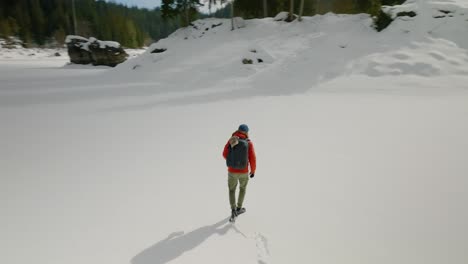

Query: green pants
<box><xmin>228</xmin><ymin>172</ymin><xmax>249</xmax><ymax>209</ymax></box>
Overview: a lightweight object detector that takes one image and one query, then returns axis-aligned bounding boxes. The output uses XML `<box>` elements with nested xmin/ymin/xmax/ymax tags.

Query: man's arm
<box><xmin>222</xmin><ymin>142</ymin><xmax>229</xmax><ymax>160</ymax></box>
<box><xmin>248</xmin><ymin>141</ymin><xmax>256</xmax><ymax>174</ymax></box>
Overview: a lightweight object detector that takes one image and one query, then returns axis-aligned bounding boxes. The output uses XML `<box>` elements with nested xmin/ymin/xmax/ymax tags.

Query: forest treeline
<box><xmin>0</xmin><ymin>0</ymin><xmax>180</xmax><ymax>48</ymax></box>
<box><xmin>0</xmin><ymin>0</ymin><xmax>404</xmax><ymax>48</ymax></box>
<box><xmin>215</xmin><ymin>0</ymin><xmax>382</xmax><ymax>19</ymax></box>
<box><xmin>216</xmin><ymin>0</ymin><xmax>405</xmax><ymax>21</ymax></box>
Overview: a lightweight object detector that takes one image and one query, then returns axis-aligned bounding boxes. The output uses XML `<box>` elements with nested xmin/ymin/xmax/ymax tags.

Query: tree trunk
<box><xmin>299</xmin><ymin>0</ymin><xmax>304</xmax><ymax>21</ymax></box>
<box><xmin>289</xmin><ymin>0</ymin><xmax>294</xmax><ymax>21</ymax></box>
<box><xmin>185</xmin><ymin>0</ymin><xmax>189</xmax><ymax>27</ymax></box>
<box><xmin>72</xmin><ymin>0</ymin><xmax>77</xmax><ymax>35</ymax></box>
<box><xmin>231</xmin><ymin>1</ymin><xmax>235</xmax><ymax>30</ymax></box>
<box><xmin>263</xmin><ymin>0</ymin><xmax>268</xmax><ymax>18</ymax></box>
<box><xmin>209</xmin><ymin>2</ymin><xmax>212</xmax><ymax>16</ymax></box>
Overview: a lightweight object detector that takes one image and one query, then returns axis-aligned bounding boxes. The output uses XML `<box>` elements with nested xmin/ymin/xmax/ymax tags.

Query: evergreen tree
<box><xmin>162</xmin><ymin>0</ymin><xmax>202</xmax><ymax>27</ymax></box>
<box><xmin>29</xmin><ymin>0</ymin><xmax>46</xmax><ymax>44</ymax></box>
<box><xmin>332</xmin><ymin>0</ymin><xmax>355</xmax><ymax>14</ymax></box>
<box><xmin>0</xmin><ymin>17</ymin><xmax>19</xmax><ymax>38</ymax></box>
<box><xmin>354</xmin><ymin>0</ymin><xmax>381</xmax><ymax>16</ymax></box>
<box><xmin>230</xmin><ymin>0</ymin><xmax>383</xmax><ymax>18</ymax></box>
<box><xmin>381</xmin><ymin>0</ymin><xmax>405</xmax><ymax>5</ymax></box>
<box><xmin>0</xmin><ymin>0</ymin><xmax>181</xmax><ymax>48</ymax></box>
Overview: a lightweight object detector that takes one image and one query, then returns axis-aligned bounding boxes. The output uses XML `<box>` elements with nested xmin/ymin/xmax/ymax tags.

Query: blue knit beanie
<box><xmin>238</xmin><ymin>124</ymin><xmax>249</xmax><ymax>133</ymax></box>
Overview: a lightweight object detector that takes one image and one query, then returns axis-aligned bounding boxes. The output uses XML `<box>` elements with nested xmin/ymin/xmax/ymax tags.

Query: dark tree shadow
<box><xmin>131</xmin><ymin>217</ymin><xmax>231</xmax><ymax>264</ymax></box>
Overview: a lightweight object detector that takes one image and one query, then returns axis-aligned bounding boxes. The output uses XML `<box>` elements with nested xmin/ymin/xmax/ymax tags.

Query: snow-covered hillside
<box><xmin>1</xmin><ymin>1</ymin><xmax>468</xmax><ymax>264</ymax></box>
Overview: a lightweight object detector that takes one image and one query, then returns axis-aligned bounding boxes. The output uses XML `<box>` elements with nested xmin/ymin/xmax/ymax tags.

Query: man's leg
<box><xmin>228</xmin><ymin>172</ymin><xmax>239</xmax><ymax>209</ymax></box>
<box><xmin>237</xmin><ymin>173</ymin><xmax>249</xmax><ymax>209</ymax></box>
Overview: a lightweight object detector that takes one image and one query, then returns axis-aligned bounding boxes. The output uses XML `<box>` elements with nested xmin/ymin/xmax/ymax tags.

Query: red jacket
<box><xmin>223</xmin><ymin>131</ymin><xmax>256</xmax><ymax>174</ymax></box>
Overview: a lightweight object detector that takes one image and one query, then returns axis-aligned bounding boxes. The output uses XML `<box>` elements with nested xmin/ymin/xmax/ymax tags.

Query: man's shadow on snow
<box><xmin>131</xmin><ymin>217</ymin><xmax>231</xmax><ymax>264</ymax></box>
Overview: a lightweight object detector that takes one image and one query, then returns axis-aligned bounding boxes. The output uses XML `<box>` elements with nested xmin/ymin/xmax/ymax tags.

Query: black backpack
<box><xmin>226</xmin><ymin>137</ymin><xmax>249</xmax><ymax>169</ymax></box>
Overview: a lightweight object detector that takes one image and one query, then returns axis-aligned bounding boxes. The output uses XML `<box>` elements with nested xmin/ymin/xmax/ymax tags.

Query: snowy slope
<box><xmin>1</xmin><ymin>1</ymin><xmax>468</xmax><ymax>264</ymax></box>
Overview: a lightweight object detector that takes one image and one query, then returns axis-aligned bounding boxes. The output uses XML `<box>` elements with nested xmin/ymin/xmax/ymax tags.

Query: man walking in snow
<box><xmin>223</xmin><ymin>124</ymin><xmax>256</xmax><ymax>221</ymax></box>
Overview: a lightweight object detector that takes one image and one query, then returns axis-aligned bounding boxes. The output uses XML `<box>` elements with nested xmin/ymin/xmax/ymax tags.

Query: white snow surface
<box><xmin>0</xmin><ymin>46</ymin><xmax>145</xmax><ymax>61</ymax></box>
<box><xmin>64</xmin><ymin>35</ymin><xmax>124</xmax><ymax>51</ymax></box>
<box><xmin>65</xmin><ymin>35</ymin><xmax>89</xmax><ymax>44</ymax></box>
<box><xmin>1</xmin><ymin>1</ymin><xmax>468</xmax><ymax>264</ymax></box>
<box><xmin>89</xmin><ymin>37</ymin><xmax>122</xmax><ymax>49</ymax></box>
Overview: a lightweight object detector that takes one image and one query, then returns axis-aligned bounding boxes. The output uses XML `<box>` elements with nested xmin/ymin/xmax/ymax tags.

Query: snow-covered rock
<box><xmin>274</xmin><ymin>11</ymin><xmax>297</xmax><ymax>22</ymax></box>
<box><xmin>274</xmin><ymin>11</ymin><xmax>289</xmax><ymax>21</ymax></box>
<box><xmin>233</xmin><ymin>17</ymin><xmax>246</xmax><ymax>28</ymax></box>
<box><xmin>65</xmin><ymin>35</ymin><xmax>93</xmax><ymax>65</ymax></box>
<box><xmin>65</xmin><ymin>35</ymin><xmax>128</xmax><ymax>67</ymax></box>
<box><xmin>241</xmin><ymin>45</ymin><xmax>274</xmax><ymax>65</ymax></box>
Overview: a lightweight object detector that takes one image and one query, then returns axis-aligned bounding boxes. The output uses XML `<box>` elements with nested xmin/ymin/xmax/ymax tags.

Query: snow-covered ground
<box><xmin>0</xmin><ymin>45</ymin><xmax>145</xmax><ymax>61</ymax></box>
<box><xmin>1</xmin><ymin>1</ymin><xmax>468</xmax><ymax>264</ymax></box>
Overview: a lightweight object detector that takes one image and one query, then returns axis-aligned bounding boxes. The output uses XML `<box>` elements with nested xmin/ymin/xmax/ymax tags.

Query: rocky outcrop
<box><xmin>65</xmin><ymin>35</ymin><xmax>128</xmax><ymax>67</ymax></box>
<box><xmin>274</xmin><ymin>12</ymin><xmax>298</xmax><ymax>22</ymax></box>
<box><xmin>65</xmin><ymin>36</ymin><xmax>92</xmax><ymax>64</ymax></box>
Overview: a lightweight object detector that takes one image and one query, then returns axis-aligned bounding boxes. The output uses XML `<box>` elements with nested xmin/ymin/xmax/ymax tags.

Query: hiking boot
<box><xmin>236</xmin><ymin>207</ymin><xmax>246</xmax><ymax>215</ymax></box>
<box><xmin>231</xmin><ymin>208</ymin><xmax>238</xmax><ymax>217</ymax></box>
